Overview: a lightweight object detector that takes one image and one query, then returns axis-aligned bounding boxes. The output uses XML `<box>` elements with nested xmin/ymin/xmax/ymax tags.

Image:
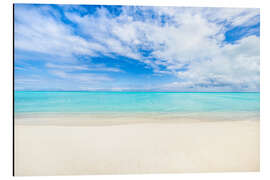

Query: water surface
<box><xmin>15</xmin><ymin>91</ymin><xmax>260</xmax><ymax>113</ymax></box>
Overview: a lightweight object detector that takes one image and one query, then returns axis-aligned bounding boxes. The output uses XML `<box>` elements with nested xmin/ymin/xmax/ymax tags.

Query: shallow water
<box><xmin>15</xmin><ymin>91</ymin><xmax>260</xmax><ymax>113</ymax></box>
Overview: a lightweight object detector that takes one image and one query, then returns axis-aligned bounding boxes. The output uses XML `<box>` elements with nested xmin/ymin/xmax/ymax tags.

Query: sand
<box><xmin>14</xmin><ymin>116</ymin><xmax>259</xmax><ymax>176</ymax></box>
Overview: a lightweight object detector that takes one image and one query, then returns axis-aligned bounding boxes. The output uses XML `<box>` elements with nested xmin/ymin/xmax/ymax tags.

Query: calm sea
<box><xmin>14</xmin><ymin>91</ymin><xmax>260</xmax><ymax>114</ymax></box>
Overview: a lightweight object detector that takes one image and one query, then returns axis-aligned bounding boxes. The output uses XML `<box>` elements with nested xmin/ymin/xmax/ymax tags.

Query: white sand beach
<box><xmin>13</xmin><ymin>2</ymin><xmax>260</xmax><ymax>176</ymax></box>
<box><xmin>14</xmin><ymin>115</ymin><xmax>259</xmax><ymax>176</ymax></box>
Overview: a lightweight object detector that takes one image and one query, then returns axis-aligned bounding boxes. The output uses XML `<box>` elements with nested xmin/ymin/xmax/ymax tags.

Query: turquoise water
<box><xmin>14</xmin><ymin>91</ymin><xmax>260</xmax><ymax>114</ymax></box>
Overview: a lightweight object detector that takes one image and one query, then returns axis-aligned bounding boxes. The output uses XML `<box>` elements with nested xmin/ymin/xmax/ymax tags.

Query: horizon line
<box><xmin>14</xmin><ymin>90</ymin><xmax>260</xmax><ymax>93</ymax></box>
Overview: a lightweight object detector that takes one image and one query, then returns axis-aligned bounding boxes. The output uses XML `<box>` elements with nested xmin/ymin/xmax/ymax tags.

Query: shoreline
<box><xmin>15</xmin><ymin>111</ymin><xmax>259</xmax><ymax>126</ymax></box>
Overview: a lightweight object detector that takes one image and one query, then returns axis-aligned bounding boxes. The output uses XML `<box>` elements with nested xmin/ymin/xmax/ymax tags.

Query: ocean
<box><xmin>14</xmin><ymin>91</ymin><xmax>259</xmax><ymax>113</ymax></box>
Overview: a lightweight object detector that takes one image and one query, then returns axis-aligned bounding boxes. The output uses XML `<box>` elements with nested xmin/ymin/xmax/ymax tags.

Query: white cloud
<box><xmin>15</xmin><ymin>5</ymin><xmax>260</xmax><ymax>91</ymax></box>
<box><xmin>168</xmin><ymin>35</ymin><xmax>260</xmax><ymax>91</ymax></box>
<box><xmin>14</xmin><ymin>5</ymin><xmax>105</xmax><ymax>59</ymax></box>
<box><xmin>49</xmin><ymin>70</ymin><xmax>112</xmax><ymax>83</ymax></box>
<box><xmin>45</xmin><ymin>63</ymin><xmax>89</xmax><ymax>70</ymax></box>
<box><xmin>46</xmin><ymin>63</ymin><xmax>123</xmax><ymax>72</ymax></box>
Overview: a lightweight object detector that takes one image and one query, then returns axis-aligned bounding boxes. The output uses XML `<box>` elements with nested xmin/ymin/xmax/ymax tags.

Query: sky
<box><xmin>14</xmin><ymin>4</ymin><xmax>260</xmax><ymax>92</ymax></box>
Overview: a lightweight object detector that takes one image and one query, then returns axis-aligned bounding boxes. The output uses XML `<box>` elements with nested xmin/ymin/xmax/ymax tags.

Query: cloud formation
<box><xmin>14</xmin><ymin>5</ymin><xmax>260</xmax><ymax>91</ymax></box>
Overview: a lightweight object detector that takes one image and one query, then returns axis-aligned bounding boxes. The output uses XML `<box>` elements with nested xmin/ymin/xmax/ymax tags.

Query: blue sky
<box><xmin>14</xmin><ymin>4</ymin><xmax>260</xmax><ymax>92</ymax></box>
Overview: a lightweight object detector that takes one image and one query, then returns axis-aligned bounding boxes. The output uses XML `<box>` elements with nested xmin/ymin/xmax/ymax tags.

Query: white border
<box><xmin>9</xmin><ymin>0</ymin><xmax>262</xmax><ymax>8</ymax></box>
<box><xmin>1</xmin><ymin>0</ymin><xmax>270</xmax><ymax>179</ymax></box>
